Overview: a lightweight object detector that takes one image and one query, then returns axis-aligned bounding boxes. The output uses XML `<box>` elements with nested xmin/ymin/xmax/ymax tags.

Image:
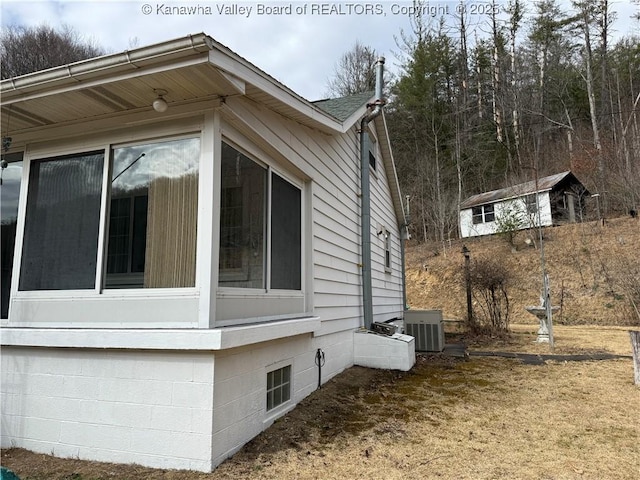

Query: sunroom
<box><xmin>1</xmin><ymin>34</ymin><xmax>322</xmax><ymax>334</ymax></box>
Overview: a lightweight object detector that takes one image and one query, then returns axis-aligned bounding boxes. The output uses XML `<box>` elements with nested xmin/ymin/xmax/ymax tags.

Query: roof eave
<box><xmin>0</xmin><ymin>33</ymin><xmax>214</xmax><ymax>99</ymax></box>
<box><xmin>1</xmin><ymin>33</ymin><xmax>348</xmax><ymax>135</ymax></box>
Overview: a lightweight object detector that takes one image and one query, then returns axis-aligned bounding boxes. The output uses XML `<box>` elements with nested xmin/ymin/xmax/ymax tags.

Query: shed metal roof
<box><xmin>460</xmin><ymin>171</ymin><xmax>585</xmax><ymax>209</ymax></box>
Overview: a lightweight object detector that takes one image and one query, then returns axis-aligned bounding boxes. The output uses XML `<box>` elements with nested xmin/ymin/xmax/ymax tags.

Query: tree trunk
<box><xmin>509</xmin><ymin>0</ymin><xmax>523</xmax><ymax>170</ymax></box>
<box><xmin>582</xmin><ymin>8</ymin><xmax>606</xmax><ymax>213</ymax></box>
<box><xmin>475</xmin><ymin>32</ymin><xmax>484</xmax><ymax>120</ymax></box>
<box><xmin>491</xmin><ymin>8</ymin><xmax>503</xmax><ymax>145</ymax></box>
<box><xmin>630</xmin><ymin>330</ymin><xmax>640</xmax><ymax>385</ymax></box>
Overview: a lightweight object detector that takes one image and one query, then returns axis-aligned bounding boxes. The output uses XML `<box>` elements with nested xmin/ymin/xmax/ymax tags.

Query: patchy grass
<box><xmin>465</xmin><ymin>323</ymin><xmax>635</xmax><ymax>356</ymax></box>
<box><xmin>3</xmin><ymin>326</ymin><xmax>638</xmax><ymax>480</ymax></box>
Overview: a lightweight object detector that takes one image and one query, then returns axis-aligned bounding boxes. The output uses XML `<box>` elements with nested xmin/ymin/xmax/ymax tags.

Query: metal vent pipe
<box><xmin>360</xmin><ymin>57</ymin><xmax>385</xmax><ymax>330</ymax></box>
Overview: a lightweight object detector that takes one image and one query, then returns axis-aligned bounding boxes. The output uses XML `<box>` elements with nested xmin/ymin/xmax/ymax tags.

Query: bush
<box><xmin>602</xmin><ymin>252</ymin><xmax>640</xmax><ymax>325</ymax></box>
<box><xmin>494</xmin><ymin>203</ymin><xmax>525</xmax><ymax>247</ymax></box>
<box><xmin>467</xmin><ymin>257</ymin><xmax>512</xmax><ymax>332</ymax></box>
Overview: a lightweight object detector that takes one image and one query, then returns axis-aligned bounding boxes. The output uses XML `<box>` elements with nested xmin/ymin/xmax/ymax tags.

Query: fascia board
<box><xmin>376</xmin><ymin>113</ymin><xmax>407</xmax><ymax>227</ymax></box>
<box><xmin>207</xmin><ymin>49</ymin><xmax>347</xmax><ymax>134</ymax></box>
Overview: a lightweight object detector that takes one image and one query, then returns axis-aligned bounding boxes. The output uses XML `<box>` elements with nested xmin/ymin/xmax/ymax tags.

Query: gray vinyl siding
<box><xmin>223</xmin><ymin>96</ymin><xmax>403</xmax><ymax>333</ymax></box>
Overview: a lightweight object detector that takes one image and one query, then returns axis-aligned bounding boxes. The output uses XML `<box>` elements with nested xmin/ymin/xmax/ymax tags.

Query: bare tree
<box><xmin>325</xmin><ymin>41</ymin><xmax>379</xmax><ymax>97</ymax></box>
<box><xmin>1</xmin><ymin>24</ymin><xmax>105</xmax><ymax>79</ymax></box>
<box><xmin>507</xmin><ymin>0</ymin><xmax>525</xmax><ymax>169</ymax></box>
<box><xmin>573</xmin><ymin>1</ymin><xmax>606</xmax><ymax>212</ymax></box>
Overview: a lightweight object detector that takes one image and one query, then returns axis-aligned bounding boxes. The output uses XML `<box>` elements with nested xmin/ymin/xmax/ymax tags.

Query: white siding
<box><xmin>221</xmin><ymin>97</ymin><xmax>405</xmax><ymax>330</ymax></box>
<box><xmin>460</xmin><ymin>192</ymin><xmax>552</xmax><ymax>238</ymax></box>
<box><xmin>369</xmin><ymin>127</ymin><xmax>405</xmax><ymax>322</ymax></box>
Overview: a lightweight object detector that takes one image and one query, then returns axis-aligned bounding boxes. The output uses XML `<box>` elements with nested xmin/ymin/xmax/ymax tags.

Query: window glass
<box><xmin>219</xmin><ymin>142</ymin><xmax>266</xmax><ymax>288</ymax></box>
<box><xmin>368</xmin><ymin>133</ymin><xmax>376</xmax><ymax>171</ymax></box>
<box><xmin>266</xmin><ymin>365</ymin><xmax>291</xmax><ymax>411</ymax></box>
<box><xmin>525</xmin><ymin>194</ymin><xmax>538</xmax><ymax>214</ymax></box>
<box><xmin>106</xmin><ymin>137</ymin><xmax>200</xmax><ymax>288</ymax></box>
<box><xmin>20</xmin><ymin>152</ymin><xmax>104</xmax><ymax>290</ymax></box>
<box><xmin>271</xmin><ymin>173</ymin><xmax>301</xmax><ymax>290</ymax></box>
<box><xmin>484</xmin><ymin>204</ymin><xmax>495</xmax><ymax>222</ymax></box>
<box><xmin>472</xmin><ymin>206</ymin><xmax>483</xmax><ymax>224</ymax></box>
<box><xmin>1</xmin><ymin>154</ymin><xmax>23</xmax><ymax>317</ymax></box>
<box><xmin>384</xmin><ymin>230</ymin><xmax>392</xmax><ymax>271</ymax></box>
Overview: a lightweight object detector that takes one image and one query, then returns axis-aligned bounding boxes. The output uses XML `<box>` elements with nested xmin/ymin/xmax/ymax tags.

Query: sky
<box><xmin>1</xmin><ymin>0</ymin><xmax>639</xmax><ymax>101</ymax></box>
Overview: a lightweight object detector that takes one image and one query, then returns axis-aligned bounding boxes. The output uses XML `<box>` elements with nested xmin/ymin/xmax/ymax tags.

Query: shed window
<box><xmin>472</xmin><ymin>204</ymin><xmax>495</xmax><ymax>224</ymax></box>
<box><xmin>525</xmin><ymin>194</ymin><xmax>538</xmax><ymax>214</ymax></box>
<box><xmin>484</xmin><ymin>204</ymin><xmax>495</xmax><ymax>222</ymax></box>
<box><xmin>219</xmin><ymin>142</ymin><xmax>302</xmax><ymax>291</ymax></box>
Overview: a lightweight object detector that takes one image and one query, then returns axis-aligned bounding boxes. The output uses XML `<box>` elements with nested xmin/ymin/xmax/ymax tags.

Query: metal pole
<box><xmin>462</xmin><ymin>245</ymin><xmax>473</xmax><ymax>327</ymax></box>
<box><xmin>533</xmin><ymin>141</ymin><xmax>554</xmax><ymax>350</ymax></box>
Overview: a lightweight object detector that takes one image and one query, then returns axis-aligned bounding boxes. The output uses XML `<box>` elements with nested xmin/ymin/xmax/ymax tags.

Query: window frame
<box><xmin>217</xmin><ymin>139</ymin><xmax>304</xmax><ymax>295</ymax></box>
<box><xmin>104</xmin><ymin>135</ymin><xmax>201</xmax><ymax>290</ymax></box>
<box><xmin>367</xmin><ymin>128</ymin><xmax>377</xmax><ymax>174</ymax></box>
<box><xmin>12</xmin><ymin>130</ymin><xmax>203</xmax><ymax>301</ymax></box>
<box><xmin>266</xmin><ymin>364</ymin><xmax>292</xmax><ymax>413</ymax></box>
<box><xmin>471</xmin><ymin>204</ymin><xmax>496</xmax><ymax>224</ymax></box>
<box><xmin>1</xmin><ymin>153</ymin><xmax>24</xmax><ymax>320</ymax></box>
<box><xmin>525</xmin><ymin>194</ymin><xmax>538</xmax><ymax>214</ymax></box>
<box><xmin>483</xmin><ymin>203</ymin><xmax>495</xmax><ymax>222</ymax></box>
<box><xmin>380</xmin><ymin>227</ymin><xmax>392</xmax><ymax>273</ymax></box>
<box><xmin>19</xmin><ymin>150</ymin><xmax>106</xmax><ymax>292</ymax></box>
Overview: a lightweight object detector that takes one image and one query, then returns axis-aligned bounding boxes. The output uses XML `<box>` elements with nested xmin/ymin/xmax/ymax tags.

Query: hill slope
<box><xmin>405</xmin><ymin>216</ymin><xmax>640</xmax><ymax>326</ymax></box>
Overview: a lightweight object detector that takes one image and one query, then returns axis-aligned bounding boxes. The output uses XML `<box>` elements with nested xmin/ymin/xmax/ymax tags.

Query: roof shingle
<box><xmin>312</xmin><ymin>91</ymin><xmax>374</xmax><ymax>122</ymax></box>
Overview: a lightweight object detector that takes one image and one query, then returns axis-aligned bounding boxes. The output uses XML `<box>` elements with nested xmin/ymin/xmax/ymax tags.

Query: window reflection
<box><xmin>219</xmin><ymin>142</ymin><xmax>266</xmax><ymax>288</ymax></box>
<box><xmin>106</xmin><ymin>137</ymin><xmax>200</xmax><ymax>289</ymax></box>
<box><xmin>1</xmin><ymin>155</ymin><xmax>23</xmax><ymax>318</ymax></box>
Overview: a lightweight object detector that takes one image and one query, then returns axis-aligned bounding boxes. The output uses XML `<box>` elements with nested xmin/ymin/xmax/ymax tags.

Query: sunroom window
<box><xmin>219</xmin><ymin>142</ymin><xmax>301</xmax><ymax>290</ymax></box>
<box><xmin>19</xmin><ymin>151</ymin><xmax>104</xmax><ymax>291</ymax></box>
<box><xmin>2</xmin><ymin>153</ymin><xmax>24</xmax><ymax>317</ymax></box>
<box><xmin>105</xmin><ymin>137</ymin><xmax>200</xmax><ymax>288</ymax></box>
<box><xmin>18</xmin><ymin>136</ymin><xmax>200</xmax><ymax>293</ymax></box>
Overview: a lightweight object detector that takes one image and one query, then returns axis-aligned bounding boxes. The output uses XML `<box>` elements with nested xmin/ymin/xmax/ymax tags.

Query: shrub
<box><xmin>467</xmin><ymin>257</ymin><xmax>512</xmax><ymax>332</ymax></box>
<box><xmin>495</xmin><ymin>203</ymin><xmax>525</xmax><ymax>247</ymax></box>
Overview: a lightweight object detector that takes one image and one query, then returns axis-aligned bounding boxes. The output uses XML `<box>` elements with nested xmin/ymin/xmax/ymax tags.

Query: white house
<box><xmin>0</xmin><ymin>34</ymin><xmax>411</xmax><ymax>472</ymax></box>
<box><xmin>459</xmin><ymin>171</ymin><xmax>590</xmax><ymax>238</ymax></box>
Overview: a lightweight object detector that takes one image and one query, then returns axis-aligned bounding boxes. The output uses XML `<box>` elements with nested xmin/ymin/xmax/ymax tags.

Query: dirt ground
<box><xmin>2</xmin><ymin>325</ymin><xmax>638</xmax><ymax>480</ymax></box>
<box><xmin>406</xmin><ymin>216</ymin><xmax>640</xmax><ymax>326</ymax></box>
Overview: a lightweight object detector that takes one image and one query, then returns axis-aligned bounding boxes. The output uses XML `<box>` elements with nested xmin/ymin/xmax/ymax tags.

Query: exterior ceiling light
<box><xmin>153</xmin><ymin>89</ymin><xmax>168</xmax><ymax>113</ymax></box>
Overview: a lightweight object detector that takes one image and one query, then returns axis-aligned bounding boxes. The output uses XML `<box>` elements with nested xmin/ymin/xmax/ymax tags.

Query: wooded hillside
<box><xmin>377</xmin><ymin>0</ymin><xmax>640</xmax><ymax>242</ymax></box>
<box><xmin>405</xmin><ymin>215</ymin><xmax>640</xmax><ymax>326</ymax></box>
